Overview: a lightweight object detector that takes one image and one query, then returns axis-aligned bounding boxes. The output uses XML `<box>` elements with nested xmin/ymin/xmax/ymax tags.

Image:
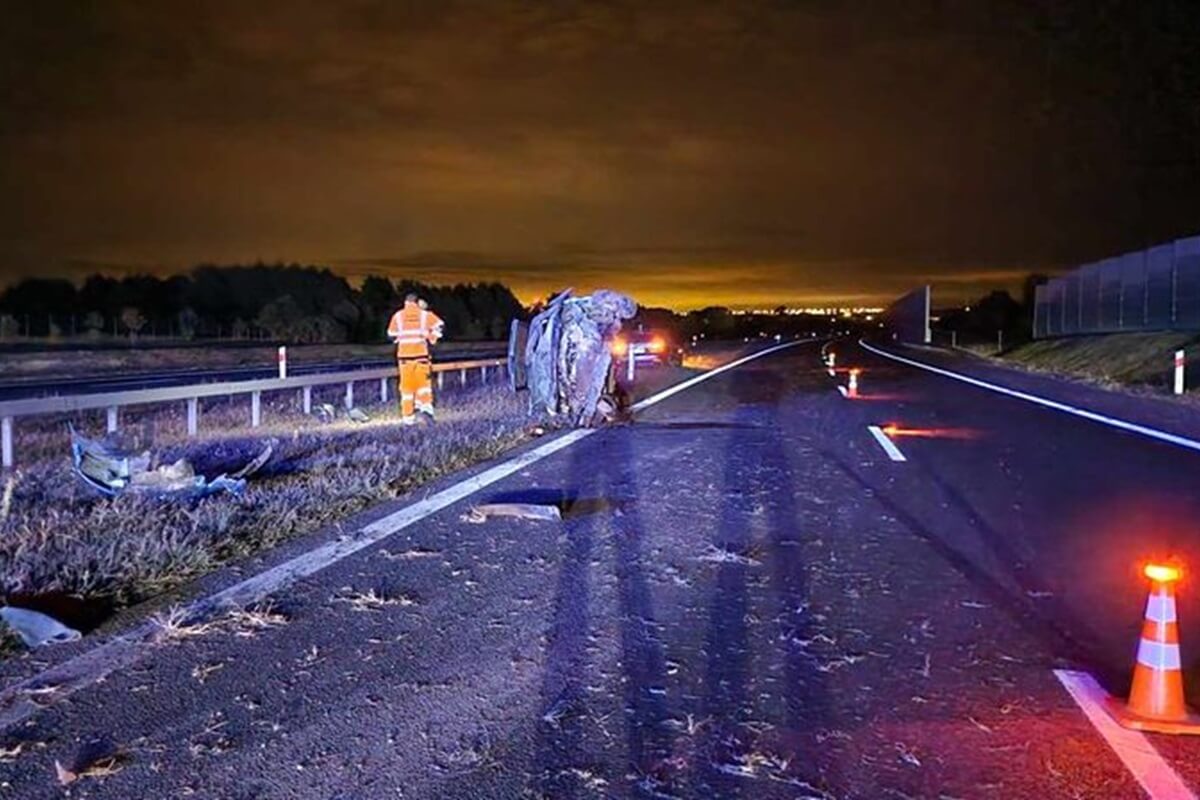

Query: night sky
<box><xmin>3</xmin><ymin>1</ymin><xmax>1200</xmax><ymax>308</ymax></box>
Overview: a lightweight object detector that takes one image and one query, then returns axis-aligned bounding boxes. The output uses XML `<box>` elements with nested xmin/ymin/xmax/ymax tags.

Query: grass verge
<box><xmin>997</xmin><ymin>331</ymin><xmax>1200</xmax><ymax>393</ymax></box>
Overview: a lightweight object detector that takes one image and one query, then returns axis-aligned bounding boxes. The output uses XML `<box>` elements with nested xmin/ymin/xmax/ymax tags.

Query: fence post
<box><xmin>251</xmin><ymin>391</ymin><xmax>262</xmax><ymax>427</ymax></box>
<box><xmin>345</xmin><ymin>381</ymin><xmax>354</xmax><ymax>410</ymax></box>
<box><xmin>1175</xmin><ymin>350</ymin><xmax>1186</xmax><ymax>395</ymax></box>
<box><xmin>106</xmin><ymin>407</ymin><xmax>119</xmax><ymax>433</ymax></box>
<box><xmin>187</xmin><ymin>398</ymin><xmax>198</xmax><ymax>437</ymax></box>
<box><xmin>1</xmin><ymin>416</ymin><xmax>12</xmax><ymax>470</ymax></box>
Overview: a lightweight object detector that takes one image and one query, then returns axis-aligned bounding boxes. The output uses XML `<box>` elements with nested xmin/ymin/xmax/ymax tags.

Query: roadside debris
<box><xmin>315</xmin><ymin>403</ymin><xmax>338</xmax><ymax>423</ymax></box>
<box><xmin>347</xmin><ymin>407</ymin><xmax>371</xmax><ymax>424</ymax></box>
<box><xmin>231</xmin><ymin>442</ymin><xmax>273</xmax><ymax>480</ymax></box>
<box><xmin>463</xmin><ymin>503</ymin><xmax>563</xmax><ymax>524</ymax></box>
<box><xmin>511</xmin><ymin>289</ymin><xmax>636</xmax><ymax>426</ymax></box>
<box><xmin>69</xmin><ymin>427</ymin><xmax>251</xmax><ymax>499</ymax></box>
<box><xmin>0</xmin><ymin>606</ymin><xmax>82</xmax><ymax>648</ymax></box>
<box><xmin>696</xmin><ymin>543</ymin><xmax>762</xmax><ymax>566</ymax></box>
<box><xmin>55</xmin><ymin>749</ymin><xmax>128</xmax><ymax>785</ymax></box>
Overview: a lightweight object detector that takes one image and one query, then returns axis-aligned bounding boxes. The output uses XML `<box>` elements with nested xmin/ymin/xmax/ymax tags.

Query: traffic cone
<box><xmin>1106</xmin><ymin>562</ymin><xmax>1200</xmax><ymax>734</ymax></box>
<box><xmin>847</xmin><ymin>368</ymin><xmax>860</xmax><ymax>398</ymax></box>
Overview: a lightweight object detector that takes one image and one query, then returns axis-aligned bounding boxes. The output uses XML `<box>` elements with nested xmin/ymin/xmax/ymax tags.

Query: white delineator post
<box><xmin>1175</xmin><ymin>349</ymin><xmax>1186</xmax><ymax>395</ymax></box>
<box><xmin>278</xmin><ymin>346</ymin><xmax>287</xmax><ymax>379</ymax></box>
<box><xmin>627</xmin><ymin>347</ymin><xmax>636</xmax><ymax>383</ymax></box>
<box><xmin>848</xmin><ymin>368</ymin><xmax>859</xmax><ymax>399</ymax></box>
<box><xmin>827</xmin><ymin>352</ymin><xmax>836</xmax><ymax>377</ymax></box>
<box><xmin>1</xmin><ymin>416</ymin><xmax>12</xmax><ymax>470</ymax></box>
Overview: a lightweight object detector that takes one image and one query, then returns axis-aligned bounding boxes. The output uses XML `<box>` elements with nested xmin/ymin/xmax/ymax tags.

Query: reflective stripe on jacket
<box><xmin>388</xmin><ymin>302</ymin><xmax>444</xmax><ymax>359</ymax></box>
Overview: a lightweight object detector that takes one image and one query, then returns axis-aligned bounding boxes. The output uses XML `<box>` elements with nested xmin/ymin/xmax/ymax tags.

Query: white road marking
<box><xmin>0</xmin><ymin>340</ymin><xmax>806</xmax><ymax>732</ymax></box>
<box><xmin>1053</xmin><ymin>670</ymin><xmax>1196</xmax><ymax>800</ymax></box>
<box><xmin>837</xmin><ymin>386</ymin><xmax>848</xmax><ymax>397</ymax></box>
<box><xmin>631</xmin><ymin>341</ymin><xmax>801</xmax><ymax>412</ymax></box>
<box><xmin>867</xmin><ymin>425</ymin><xmax>907</xmax><ymax>461</ymax></box>
<box><xmin>860</xmin><ymin>340</ymin><xmax>1200</xmax><ymax>455</ymax></box>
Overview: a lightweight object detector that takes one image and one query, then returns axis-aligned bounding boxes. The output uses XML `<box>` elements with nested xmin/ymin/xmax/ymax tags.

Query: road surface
<box><xmin>2</xmin><ymin>339</ymin><xmax>1199</xmax><ymax>798</ymax></box>
<box><xmin>0</xmin><ymin>347</ymin><xmax>505</xmax><ymax>401</ymax></box>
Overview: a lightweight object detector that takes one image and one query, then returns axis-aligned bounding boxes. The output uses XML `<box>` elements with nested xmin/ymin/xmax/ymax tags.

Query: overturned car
<box><xmin>508</xmin><ymin>289</ymin><xmax>637</xmax><ymax>427</ymax></box>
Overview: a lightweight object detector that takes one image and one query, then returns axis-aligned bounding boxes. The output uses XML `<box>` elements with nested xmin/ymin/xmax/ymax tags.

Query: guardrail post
<box><xmin>302</xmin><ymin>386</ymin><xmax>312</xmax><ymax>415</ymax></box>
<box><xmin>187</xmin><ymin>398</ymin><xmax>198</xmax><ymax>437</ymax></box>
<box><xmin>106</xmin><ymin>406</ymin><xmax>118</xmax><ymax>433</ymax></box>
<box><xmin>481</xmin><ymin>365</ymin><xmax>488</xmax><ymax>382</ymax></box>
<box><xmin>379</xmin><ymin>377</ymin><xmax>388</xmax><ymax>403</ymax></box>
<box><xmin>1</xmin><ymin>416</ymin><xmax>12</xmax><ymax>470</ymax></box>
<box><xmin>251</xmin><ymin>391</ymin><xmax>261</xmax><ymax>427</ymax></box>
<box><xmin>345</xmin><ymin>381</ymin><xmax>354</xmax><ymax>410</ymax></box>
<box><xmin>437</xmin><ymin>371</ymin><xmax>444</xmax><ymax>391</ymax></box>
<box><xmin>460</xmin><ymin>368</ymin><xmax>467</xmax><ymax>386</ymax></box>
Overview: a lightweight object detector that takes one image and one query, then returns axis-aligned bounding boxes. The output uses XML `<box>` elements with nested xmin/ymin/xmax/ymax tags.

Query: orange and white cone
<box><xmin>848</xmin><ymin>368</ymin><xmax>860</xmax><ymax>398</ymax></box>
<box><xmin>1106</xmin><ymin>562</ymin><xmax>1200</xmax><ymax>734</ymax></box>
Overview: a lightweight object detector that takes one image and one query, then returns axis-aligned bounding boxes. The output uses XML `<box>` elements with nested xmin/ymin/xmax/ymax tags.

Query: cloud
<box><xmin>1</xmin><ymin>1</ymin><xmax>1194</xmax><ymax>309</ymax></box>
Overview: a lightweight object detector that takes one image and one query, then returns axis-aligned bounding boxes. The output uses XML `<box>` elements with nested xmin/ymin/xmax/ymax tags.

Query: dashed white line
<box><xmin>0</xmin><ymin>340</ymin><xmax>807</xmax><ymax>732</ymax></box>
<box><xmin>867</xmin><ymin>425</ymin><xmax>907</xmax><ymax>461</ymax></box>
<box><xmin>860</xmin><ymin>340</ymin><xmax>1200</xmax><ymax>455</ymax></box>
<box><xmin>1054</xmin><ymin>670</ymin><xmax>1196</xmax><ymax>800</ymax></box>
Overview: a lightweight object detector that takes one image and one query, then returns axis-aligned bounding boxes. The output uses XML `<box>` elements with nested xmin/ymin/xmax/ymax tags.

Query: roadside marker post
<box><xmin>1</xmin><ymin>416</ymin><xmax>12</xmax><ymax>470</ymax></box>
<box><xmin>278</xmin><ymin>346</ymin><xmax>288</xmax><ymax>380</ymax></box>
<box><xmin>1175</xmin><ymin>350</ymin><xmax>1185</xmax><ymax>395</ymax></box>
<box><xmin>848</xmin><ymin>368</ymin><xmax>860</xmax><ymax>399</ymax></box>
<box><xmin>827</xmin><ymin>352</ymin><xmax>836</xmax><ymax>377</ymax></box>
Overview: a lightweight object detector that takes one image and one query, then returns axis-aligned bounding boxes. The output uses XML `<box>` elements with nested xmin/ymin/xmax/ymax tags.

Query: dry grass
<box><xmin>0</xmin><ymin>384</ymin><xmax>536</xmax><ymax>614</ymax></box>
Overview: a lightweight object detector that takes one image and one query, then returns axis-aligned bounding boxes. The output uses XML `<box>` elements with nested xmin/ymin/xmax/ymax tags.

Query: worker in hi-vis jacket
<box><xmin>387</xmin><ymin>294</ymin><xmax>444</xmax><ymax>425</ymax></box>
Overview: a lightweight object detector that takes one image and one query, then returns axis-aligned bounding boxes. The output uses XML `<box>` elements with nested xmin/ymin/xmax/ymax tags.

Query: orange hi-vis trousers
<box><xmin>397</xmin><ymin>358</ymin><xmax>433</xmax><ymax>420</ymax></box>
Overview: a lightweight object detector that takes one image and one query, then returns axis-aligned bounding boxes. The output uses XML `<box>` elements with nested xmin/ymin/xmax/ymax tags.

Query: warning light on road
<box><xmin>1145</xmin><ymin>562</ymin><xmax>1182</xmax><ymax>584</ymax></box>
<box><xmin>879</xmin><ymin>423</ymin><xmax>981</xmax><ymax>440</ymax></box>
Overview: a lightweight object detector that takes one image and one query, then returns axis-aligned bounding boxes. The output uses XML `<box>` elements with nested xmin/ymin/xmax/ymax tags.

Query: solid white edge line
<box><xmin>1053</xmin><ymin>670</ymin><xmax>1196</xmax><ymax>800</ymax></box>
<box><xmin>630</xmin><ymin>341</ymin><xmax>802</xmax><ymax>412</ymax></box>
<box><xmin>860</xmin><ymin>340</ymin><xmax>1200</xmax><ymax>455</ymax></box>
<box><xmin>837</xmin><ymin>385</ymin><xmax>849</xmax><ymax>397</ymax></box>
<box><xmin>0</xmin><ymin>340</ymin><xmax>807</xmax><ymax>732</ymax></box>
<box><xmin>867</xmin><ymin>425</ymin><xmax>907</xmax><ymax>461</ymax></box>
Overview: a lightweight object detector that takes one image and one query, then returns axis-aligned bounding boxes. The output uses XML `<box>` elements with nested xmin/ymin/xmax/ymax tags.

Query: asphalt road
<box><xmin>2</xmin><ymin>340</ymin><xmax>1199</xmax><ymax>798</ymax></box>
<box><xmin>0</xmin><ymin>347</ymin><xmax>505</xmax><ymax>401</ymax></box>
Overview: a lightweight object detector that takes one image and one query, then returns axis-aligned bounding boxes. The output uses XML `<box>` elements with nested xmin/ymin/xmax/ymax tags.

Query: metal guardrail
<box><xmin>0</xmin><ymin>357</ymin><xmax>506</xmax><ymax>469</ymax></box>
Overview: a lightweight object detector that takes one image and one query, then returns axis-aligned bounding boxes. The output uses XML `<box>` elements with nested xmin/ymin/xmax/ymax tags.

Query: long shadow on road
<box><xmin>689</xmin><ymin>365</ymin><xmax>837</xmax><ymax>797</ymax></box>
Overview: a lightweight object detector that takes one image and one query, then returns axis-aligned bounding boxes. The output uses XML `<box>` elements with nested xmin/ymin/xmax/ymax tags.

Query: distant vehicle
<box><xmin>611</xmin><ymin>328</ymin><xmax>683</xmax><ymax>367</ymax></box>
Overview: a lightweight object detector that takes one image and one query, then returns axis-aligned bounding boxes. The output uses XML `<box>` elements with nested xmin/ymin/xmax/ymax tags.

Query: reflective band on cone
<box><xmin>1105</xmin><ymin>572</ymin><xmax>1200</xmax><ymax>734</ymax></box>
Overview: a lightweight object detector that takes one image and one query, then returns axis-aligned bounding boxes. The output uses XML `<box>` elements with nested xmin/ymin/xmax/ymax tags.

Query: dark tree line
<box><xmin>0</xmin><ymin>264</ymin><xmax>526</xmax><ymax>343</ymax></box>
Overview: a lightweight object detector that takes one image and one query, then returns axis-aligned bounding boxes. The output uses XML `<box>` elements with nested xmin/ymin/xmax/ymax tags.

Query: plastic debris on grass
<box><xmin>0</xmin><ymin>606</ymin><xmax>82</xmax><ymax>648</ymax></box>
<box><xmin>69</xmin><ymin>426</ymin><xmax>262</xmax><ymax>499</ymax></box>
